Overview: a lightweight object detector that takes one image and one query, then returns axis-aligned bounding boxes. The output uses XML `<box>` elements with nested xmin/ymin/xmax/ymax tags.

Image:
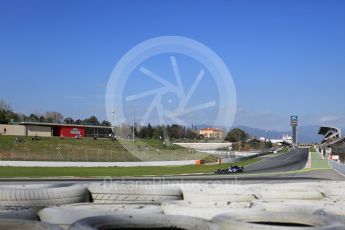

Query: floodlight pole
<box><xmin>132</xmin><ymin>109</ymin><xmax>135</xmax><ymax>143</ymax></box>
<box><xmin>112</xmin><ymin>110</ymin><xmax>115</xmax><ymax>127</ymax></box>
<box><xmin>112</xmin><ymin>110</ymin><xmax>115</xmax><ymax>134</ymax></box>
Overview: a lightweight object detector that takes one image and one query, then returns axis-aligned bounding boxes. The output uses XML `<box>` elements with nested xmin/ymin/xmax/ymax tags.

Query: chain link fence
<box><xmin>0</xmin><ymin>145</ymin><xmax>212</xmax><ymax>162</ymax></box>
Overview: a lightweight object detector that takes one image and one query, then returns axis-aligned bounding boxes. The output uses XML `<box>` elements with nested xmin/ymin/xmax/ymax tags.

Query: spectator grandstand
<box><xmin>318</xmin><ymin>126</ymin><xmax>345</xmax><ymax>163</ymax></box>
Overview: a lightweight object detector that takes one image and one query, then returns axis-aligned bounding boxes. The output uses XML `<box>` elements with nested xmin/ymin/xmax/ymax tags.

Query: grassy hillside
<box><xmin>0</xmin><ymin>158</ymin><xmax>259</xmax><ymax>177</ymax></box>
<box><xmin>0</xmin><ymin>136</ymin><xmax>217</xmax><ymax>162</ymax></box>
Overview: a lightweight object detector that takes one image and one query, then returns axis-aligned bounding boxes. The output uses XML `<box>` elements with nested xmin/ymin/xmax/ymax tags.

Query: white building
<box><xmin>259</xmin><ymin>134</ymin><xmax>293</xmax><ymax>145</ymax></box>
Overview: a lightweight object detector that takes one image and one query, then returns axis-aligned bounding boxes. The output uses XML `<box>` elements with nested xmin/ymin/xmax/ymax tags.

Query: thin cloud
<box><xmin>319</xmin><ymin>115</ymin><xmax>340</xmax><ymax>123</ymax></box>
<box><xmin>237</xmin><ymin>107</ymin><xmax>248</xmax><ymax>114</ymax></box>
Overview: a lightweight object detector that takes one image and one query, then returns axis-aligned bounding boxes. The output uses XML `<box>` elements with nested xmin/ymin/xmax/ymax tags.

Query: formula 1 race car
<box><xmin>215</xmin><ymin>165</ymin><xmax>245</xmax><ymax>174</ymax></box>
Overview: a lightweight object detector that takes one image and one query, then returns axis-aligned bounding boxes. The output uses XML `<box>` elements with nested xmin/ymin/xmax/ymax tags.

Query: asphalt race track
<box><xmin>245</xmin><ymin>148</ymin><xmax>309</xmax><ymax>173</ymax></box>
<box><xmin>0</xmin><ymin>148</ymin><xmax>343</xmax><ymax>185</ymax></box>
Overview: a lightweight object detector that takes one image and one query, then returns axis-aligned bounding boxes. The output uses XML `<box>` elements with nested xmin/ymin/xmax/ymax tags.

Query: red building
<box><xmin>55</xmin><ymin>126</ymin><xmax>86</xmax><ymax>138</ymax></box>
<box><xmin>18</xmin><ymin>122</ymin><xmax>112</xmax><ymax>138</ymax></box>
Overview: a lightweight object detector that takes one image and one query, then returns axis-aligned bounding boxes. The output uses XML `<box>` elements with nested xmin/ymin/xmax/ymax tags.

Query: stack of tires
<box><xmin>87</xmin><ymin>182</ymin><xmax>183</xmax><ymax>203</ymax></box>
<box><xmin>206</xmin><ymin>181</ymin><xmax>345</xmax><ymax>230</ymax></box>
<box><xmin>0</xmin><ymin>183</ymin><xmax>89</xmax><ymax>229</ymax></box>
<box><xmin>1</xmin><ymin>181</ymin><xmax>345</xmax><ymax>229</ymax></box>
<box><xmin>164</xmin><ymin>182</ymin><xmax>345</xmax><ymax>230</ymax></box>
<box><xmin>38</xmin><ymin>182</ymin><xmax>220</xmax><ymax>229</ymax></box>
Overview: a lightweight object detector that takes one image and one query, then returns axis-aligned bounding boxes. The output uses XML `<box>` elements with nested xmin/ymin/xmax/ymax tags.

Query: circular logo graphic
<box><xmin>105</xmin><ymin>36</ymin><xmax>236</xmax><ymax>160</ymax></box>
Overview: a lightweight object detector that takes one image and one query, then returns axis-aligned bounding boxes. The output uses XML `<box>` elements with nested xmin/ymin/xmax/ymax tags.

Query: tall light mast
<box><xmin>112</xmin><ymin>110</ymin><xmax>115</xmax><ymax>134</ymax></box>
<box><xmin>291</xmin><ymin>115</ymin><xmax>298</xmax><ymax>145</ymax></box>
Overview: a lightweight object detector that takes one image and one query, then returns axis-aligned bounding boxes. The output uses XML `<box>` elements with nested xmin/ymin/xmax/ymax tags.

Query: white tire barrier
<box><xmin>258</xmin><ymin>189</ymin><xmax>324</xmax><ymax>201</ymax></box>
<box><xmin>320</xmin><ymin>182</ymin><xmax>345</xmax><ymax>201</ymax></box>
<box><xmin>38</xmin><ymin>203</ymin><xmax>163</xmax><ymax>228</ymax></box>
<box><xmin>255</xmin><ymin>200</ymin><xmax>345</xmax><ymax>216</ymax></box>
<box><xmin>182</xmin><ymin>190</ymin><xmax>257</xmax><ymax>202</ymax></box>
<box><xmin>213</xmin><ymin>210</ymin><xmax>345</xmax><ymax>230</ymax></box>
<box><xmin>0</xmin><ymin>184</ymin><xmax>89</xmax><ymax>209</ymax></box>
<box><xmin>180</xmin><ymin>183</ymin><xmax>255</xmax><ymax>192</ymax></box>
<box><xmin>0</xmin><ymin>219</ymin><xmax>62</xmax><ymax>230</ymax></box>
<box><xmin>250</xmin><ymin>182</ymin><xmax>345</xmax><ymax>201</ymax></box>
<box><xmin>181</xmin><ymin>184</ymin><xmax>258</xmax><ymax>203</ymax></box>
<box><xmin>88</xmin><ymin>183</ymin><xmax>182</xmax><ymax>203</ymax></box>
<box><xmin>69</xmin><ymin>214</ymin><xmax>220</xmax><ymax>230</ymax></box>
<box><xmin>162</xmin><ymin>201</ymin><xmax>263</xmax><ymax>220</ymax></box>
<box><xmin>0</xmin><ymin>207</ymin><xmax>37</xmax><ymax>220</ymax></box>
<box><xmin>266</xmin><ymin>183</ymin><xmax>321</xmax><ymax>191</ymax></box>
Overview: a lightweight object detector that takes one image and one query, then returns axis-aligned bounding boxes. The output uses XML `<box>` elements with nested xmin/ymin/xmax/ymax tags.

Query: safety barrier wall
<box><xmin>331</xmin><ymin>160</ymin><xmax>345</xmax><ymax>176</ymax></box>
<box><xmin>220</xmin><ymin>151</ymin><xmax>274</xmax><ymax>163</ymax></box>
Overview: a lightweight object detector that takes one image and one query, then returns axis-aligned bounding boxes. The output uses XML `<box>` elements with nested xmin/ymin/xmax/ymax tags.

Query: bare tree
<box><xmin>28</xmin><ymin>114</ymin><xmax>39</xmax><ymax>122</ymax></box>
<box><xmin>0</xmin><ymin>99</ymin><xmax>16</xmax><ymax>124</ymax></box>
<box><xmin>44</xmin><ymin>111</ymin><xmax>64</xmax><ymax>123</ymax></box>
<box><xmin>17</xmin><ymin>113</ymin><xmax>26</xmax><ymax>122</ymax></box>
<box><xmin>0</xmin><ymin>99</ymin><xmax>11</xmax><ymax>111</ymax></box>
<box><xmin>64</xmin><ymin>117</ymin><xmax>75</xmax><ymax>124</ymax></box>
<box><xmin>101</xmin><ymin>120</ymin><xmax>111</xmax><ymax>127</ymax></box>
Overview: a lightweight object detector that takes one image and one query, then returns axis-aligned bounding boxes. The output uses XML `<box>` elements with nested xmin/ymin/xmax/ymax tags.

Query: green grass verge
<box><xmin>278</xmin><ymin>147</ymin><xmax>289</xmax><ymax>154</ymax></box>
<box><xmin>0</xmin><ymin>158</ymin><xmax>259</xmax><ymax>178</ymax></box>
<box><xmin>310</xmin><ymin>146</ymin><xmax>317</xmax><ymax>152</ymax></box>
<box><xmin>0</xmin><ymin>136</ymin><xmax>217</xmax><ymax>162</ymax></box>
<box><xmin>311</xmin><ymin>151</ymin><xmax>330</xmax><ymax>169</ymax></box>
<box><xmin>240</xmin><ymin>168</ymin><xmax>329</xmax><ymax>177</ymax></box>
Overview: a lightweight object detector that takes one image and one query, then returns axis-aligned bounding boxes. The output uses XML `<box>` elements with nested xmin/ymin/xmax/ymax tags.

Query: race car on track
<box><xmin>215</xmin><ymin>165</ymin><xmax>245</xmax><ymax>174</ymax></box>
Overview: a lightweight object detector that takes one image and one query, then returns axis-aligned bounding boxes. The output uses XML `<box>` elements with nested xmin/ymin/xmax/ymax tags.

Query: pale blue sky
<box><xmin>0</xmin><ymin>0</ymin><xmax>344</xmax><ymax>130</ymax></box>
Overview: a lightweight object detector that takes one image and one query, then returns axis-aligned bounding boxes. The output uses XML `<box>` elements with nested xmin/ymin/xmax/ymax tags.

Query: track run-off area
<box><xmin>0</xmin><ymin>148</ymin><xmax>343</xmax><ymax>184</ymax></box>
<box><xmin>0</xmin><ymin>148</ymin><xmax>345</xmax><ymax>229</ymax></box>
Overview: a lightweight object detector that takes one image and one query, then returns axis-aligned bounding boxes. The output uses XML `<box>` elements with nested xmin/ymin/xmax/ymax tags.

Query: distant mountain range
<box><xmin>235</xmin><ymin>125</ymin><xmax>329</xmax><ymax>143</ymax></box>
<box><xmin>196</xmin><ymin>124</ymin><xmax>331</xmax><ymax>143</ymax></box>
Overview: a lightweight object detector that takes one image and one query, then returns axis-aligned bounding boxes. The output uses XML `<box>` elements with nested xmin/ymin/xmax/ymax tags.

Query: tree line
<box><xmin>1</xmin><ymin>99</ymin><xmax>273</xmax><ymax>147</ymax></box>
<box><xmin>118</xmin><ymin>123</ymin><xmax>200</xmax><ymax>140</ymax></box>
<box><xmin>0</xmin><ymin>99</ymin><xmax>111</xmax><ymax>126</ymax></box>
